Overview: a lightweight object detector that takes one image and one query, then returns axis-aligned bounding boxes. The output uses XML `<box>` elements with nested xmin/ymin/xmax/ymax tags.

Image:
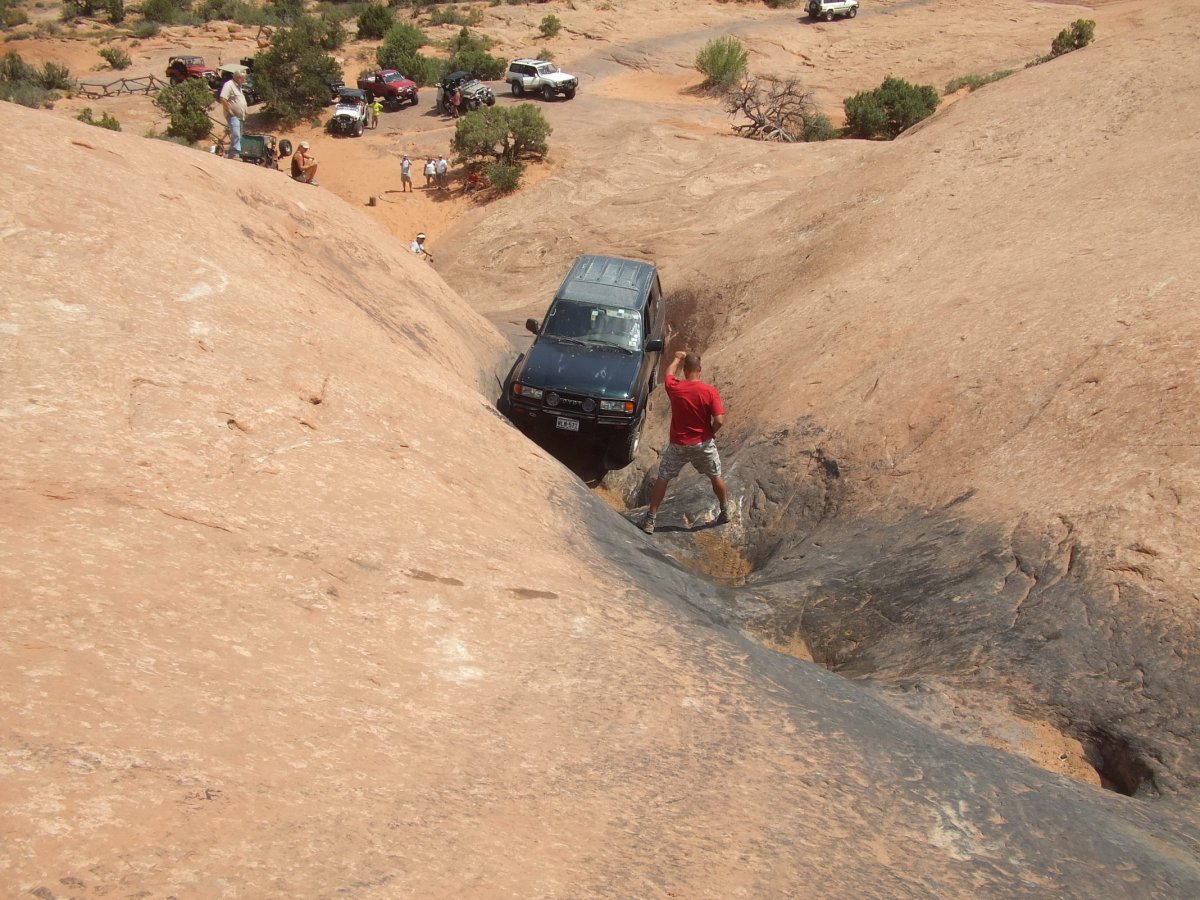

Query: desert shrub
<box><xmin>62</xmin><ymin>0</ymin><xmax>98</xmax><ymax>19</ymax></box>
<box><xmin>695</xmin><ymin>36</ymin><xmax>747</xmax><ymax>93</ymax></box>
<box><xmin>803</xmin><ymin>111</ymin><xmax>837</xmax><ymax>141</ymax></box>
<box><xmin>77</xmin><ymin>105</ymin><xmax>121</xmax><ymax>129</ymax></box>
<box><xmin>444</xmin><ymin>25</ymin><xmax>492</xmax><ymax>53</ymax></box>
<box><xmin>843</xmin><ymin>75</ymin><xmax>938</xmax><ymax>140</ymax></box>
<box><xmin>1051</xmin><ymin>18</ymin><xmax>1095</xmax><ymax>57</ymax></box>
<box><xmin>726</xmin><ymin>75</ymin><xmax>834</xmax><ymax>143</ymax></box>
<box><xmin>2</xmin><ymin>5</ymin><xmax>29</xmax><ymax>27</ymax></box>
<box><xmin>153</xmin><ymin>76</ymin><xmax>214</xmax><ymax>141</ymax></box>
<box><xmin>140</xmin><ymin>0</ymin><xmax>178</xmax><ymax>24</ymax></box>
<box><xmin>376</xmin><ymin>20</ymin><xmax>440</xmax><ymax>83</ymax></box>
<box><xmin>266</xmin><ymin>0</ymin><xmax>303</xmax><ymax>24</ymax></box>
<box><xmin>132</xmin><ymin>17</ymin><xmax>158</xmax><ymax>35</ymax></box>
<box><xmin>486</xmin><ymin>158</ymin><xmax>522</xmax><ymax>193</ymax></box>
<box><xmin>356</xmin><ymin>2</ymin><xmax>391</xmax><ymax>38</ymax></box>
<box><xmin>99</xmin><ymin>45</ymin><xmax>131</xmax><ymax>68</ymax></box>
<box><xmin>428</xmin><ymin>3</ymin><xmax>480</xmax><ymax>26</ymax></box>
<box><xmin>536</xmin><ymin>46</ymin><xmax>553</xmax><ymax>61</ymax></box>
<box><xmin>106</xmin><ymin>0</ymin><xmax>123</xmax><ymax>21</ymax></box>
<box><xmin>944</xmin><ymin>69</ymin><xmax>1014</xmax><ymax>94</ymax></box>
<box><xmin>538</xmin><ymin>13</ymin><xmax>560</xmax><ymax>37</ymax></box>
<box><xmin>37</xmin><ymin>59</ymin><xmax>73</xmax><ymax>89</ymax></box>
<box><xmin>445</xmin><ymin>48</ymin><xmax>504</xmax><ymax>79</ymax></box>
<box><xmin>765</xmin><ymin>0</ymin><xmax>801</xmax><ymax>6</ymax></box>
<box><xmin>379</xmin><ymin>20</ymin><xmax>426</xmax><ymax>55</ymax></box>
<box><xmin>255</xmin><ymin>13</ymin><xmax>344</xmax><ymax>122</ymax></box>
<box><xmin>451</xmin><ymin>102</ymin><xmax>550</xmax><ymax>165</ymax></box>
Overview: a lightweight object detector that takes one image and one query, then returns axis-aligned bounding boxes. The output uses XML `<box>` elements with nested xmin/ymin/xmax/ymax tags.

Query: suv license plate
<box><xmin>555</xmin><ymin>417</ymin><xmax>580</xmax><ymax>432</ymax></box>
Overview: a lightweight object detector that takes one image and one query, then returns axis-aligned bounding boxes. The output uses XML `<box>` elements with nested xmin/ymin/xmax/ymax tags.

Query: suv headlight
<box><xmin>600</xmin><ymin>399</ymin><xmax>635</xmax><ymax>413</ymax></box>
<box><xmin>514</xmin><ymin>383</ymin><xmax>543</xmax><ymax>400</ymax></box>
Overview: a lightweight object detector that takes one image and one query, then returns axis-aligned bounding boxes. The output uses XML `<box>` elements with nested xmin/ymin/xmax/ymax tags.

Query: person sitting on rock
<box><xmin>291</xmin><ymin>141</ymin><xmax>318</xmax><ymax>185</ymax></box>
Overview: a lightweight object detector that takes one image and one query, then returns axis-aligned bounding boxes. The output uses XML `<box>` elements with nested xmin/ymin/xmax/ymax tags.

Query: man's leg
<box><xmin>641</xmin><ymin>476</ymin><xmax>669</xmax><ymax>534</ymax></box>
<box><xmin>227</xmin><ymin>117</ymin><xmax>242</xmax><ymax>159</ymax></box>
<box><xmin>711</xmin><ymin>475</ymin><xmax>728</xmax><ymax>507</ymax></box>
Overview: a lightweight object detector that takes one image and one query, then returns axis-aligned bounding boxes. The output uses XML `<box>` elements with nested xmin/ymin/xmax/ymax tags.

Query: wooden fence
<box><xmin>76</xmin><ymin>74</ymin><xmax>169</xmax><ymax>99</ymax></box>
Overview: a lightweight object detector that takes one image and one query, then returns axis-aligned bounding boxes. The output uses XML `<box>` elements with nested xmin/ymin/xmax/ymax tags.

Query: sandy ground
<box><xmin>7</xmin><ymin>0</ymin><xmax>1181</xmax><ymax>792</ymax></box>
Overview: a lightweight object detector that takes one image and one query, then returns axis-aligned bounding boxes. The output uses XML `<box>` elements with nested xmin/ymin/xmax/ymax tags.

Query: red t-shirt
<box><xmin>665</xmin><ymin>374</ymin><xmax>724</xmax><ymax>445</ymax></box>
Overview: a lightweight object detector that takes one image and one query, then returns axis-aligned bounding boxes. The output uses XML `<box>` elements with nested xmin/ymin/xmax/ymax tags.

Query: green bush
<box><xmin>486</xmin><ymin>159</ymin><xmax>523</xmax><ymax>193</ymax></box>
<box><xmin>445</xmin><ymin>48</ymin><xmax>504</xmax><ymax>80</ymax></box>
<box><xmin>77</xmin><ymin>106</ymin><xmax>121</xmax><ymax>129</ymax></box>
<box><xmin>3</xmin><ymin>6</ymin><xmax>29</xmax><ymax>26</ymax></box>
<box><xmin>695</xmin><ymin>36</ymin><xmax>747</xmax><ymax>93</ymax></box>
<box><xmin>106</xmin><ymin>0</ymin><xmax>124</xmax><ymax>21</ymax></box>
<box><xmin>536</xmin><ymin>46</ymin><xmax>554</xmax><ymax>61</ymax></box>
<box><xmin>356</xmin><ymin>2</ymin><xmax>391</xmax><ymax>39</ymax></box>
<box><xmin>843</xmin><ymin>76</ymin><xmax>939</xmax><ymax>140</ymax></box>
<box><xmin>538</xmin><ymin>13</ymin><xmax>560</xmax><ymax>38</ymax></box>
<box><xmin>1051</xmin><ymin>18</ymin><xmax>1095</xmax><ymax>57</ymax></box>
<box><xmin>444</xmin><ymin>25</ymin><xmax>492</xmax><ymax>53</ymax></box>
<box><xmin>451</xmin><ymin>102</ymin><xmax>551</xmax><ymax>165</ymax></box>
<box><xmin>153</xmin><ymin>77</ymin><xmax>214</xmax><ymax>142</ymax></box>
<box><xmin>62</xmin><ymin>0</ymin><xmax>98</xmax><ymax>20</ymax></box>
<box><xmin>132</xmin><ymin>18</ymin><xmax>158</xmax><ymax>35</ymax></box>
<box><xmin>140</xmin><ymin>0</ymin><xmax>177</xmax><ymax>24</ymax></box>
<box><xmin>802</xmin><ymin>111</ymin><xmax>837</xmax><ymax>142</ymax></box>
<box><xmin>944</xmin><ymin>69</ymin><xmax>1014</xmax><ymax>94</ymax></box>
<box><xmin>254</xmin><ymin>13</ymin><xmax>344</xmax><ymax>123</ymax></box>
<box><xmin>377</xmin><ymin>20</ymin><xmax>439</xmax><ymax>84</ymax></box>
<box><xmin>267</xmin><ymin>0</ymin><xmax>303</xmax><ymax>25</ymax></box>
<box><xmin>428</xmin><ymin>4</ymin><xmax>481</xmax><ymax>26</ymax></box>
<box><xmin>99</xmin><ymin>45</ymin><xmax>131</xmax><ymax>68</ymax></box>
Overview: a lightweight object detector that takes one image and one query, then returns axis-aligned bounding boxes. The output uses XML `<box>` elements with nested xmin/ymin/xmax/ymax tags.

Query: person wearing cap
<box><xmin>369</xmin><ymin>97</ymin><xmax>382</xmax><ymax>129</ymax></box>
<box><xmin>400</xmin><ymin>154</ymin><xmax>413</xmax><ymax>192</ymax></box>
<box><xmin>219</xmin><ymin>70</ymin><xmax>248</xmax><ymax>160</ymax></box>
<box><xmin>410</xmin><ymin>232</ymin><xmax>433</xmax><ymax>263</ymax></box>
<box><xmin>291</xmin><ymin>141</ymin><xmax>318</xmax><ymax>184</ymax></box>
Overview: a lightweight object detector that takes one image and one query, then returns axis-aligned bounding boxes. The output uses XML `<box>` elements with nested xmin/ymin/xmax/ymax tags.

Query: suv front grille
<box><xmin>545</xmin><ymin>392</ymin><xmax>596</xmax><ymax>413</ymax></box>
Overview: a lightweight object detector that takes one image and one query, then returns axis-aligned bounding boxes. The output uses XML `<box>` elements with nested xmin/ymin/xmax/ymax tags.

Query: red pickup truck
<box><xmin>166</xmin><ymin>55</ymin><xmax>217</xmax><ymax>87</ymax></box>
<box><xmin>356</xmin><ymin>70</ymin><xmax>419</xmax><ymax>109</ymax></box>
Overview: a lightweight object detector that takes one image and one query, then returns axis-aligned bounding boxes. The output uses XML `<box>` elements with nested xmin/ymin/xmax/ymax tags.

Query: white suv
<box><xmin>808</xmin><ymin>0</ymin><xmax>858</xmax><ymax>20</ymax></box>
<box><xmin>505</xmin><ymin>59</ymin><xmax>578</xmax><ymax>101</ymax></box>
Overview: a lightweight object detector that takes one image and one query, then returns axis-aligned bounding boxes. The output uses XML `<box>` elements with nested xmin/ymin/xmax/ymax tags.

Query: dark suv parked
<box><xmin>501</xmin><ymin>255</ymin><xmax>665</xmax><ymax>468</ymax></box>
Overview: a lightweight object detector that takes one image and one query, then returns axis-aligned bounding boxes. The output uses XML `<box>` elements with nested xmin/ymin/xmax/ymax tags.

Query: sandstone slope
<box><xmin>3</xmin><ymin>102</ymin><xmax>1199</xmax><ymax>896</ymax></box>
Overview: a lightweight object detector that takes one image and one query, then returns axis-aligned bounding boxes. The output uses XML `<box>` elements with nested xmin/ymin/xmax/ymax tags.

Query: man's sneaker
<box><xmin>716</xmin><ymin>501</ymin><xmax>735</xmax><ymax>525</ymax></box>
<box><xmin>640</xmin><ymin>512</ymin><xmax>656</xmax><ymax>534</ymax></box>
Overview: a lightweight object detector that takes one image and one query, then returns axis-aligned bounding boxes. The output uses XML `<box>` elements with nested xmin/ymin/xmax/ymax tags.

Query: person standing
<box><xmin>423</xmin><ymin>156</ymin><xmax>436</xmax><ymax>188</ymax></box>
<box><xmin>400</xmin><ymin>154</ymin><xmax>413</xmax><ymax>192</ymax></box>
<box><xmin>410</xmin><ymin>232</ymin><xmax>433</xmax><ymax>263</ymax></box>
<box><xmin>369</xmin><ymin>97</ymin><xmax>382</xmax><ymax>129</ymax></box>
<box><xmin>435</xmin><ymin>155</ymin><xmax>448</xmax><ymax>190</ymax></box>
<box><xmin>219</xmin><ymin>70</ymin><xmax>248</xmax><ymax>160</ymax></box>
<box><xmin>641</xmin><ymin>350</ymin><xmax>734</xmax><ymax>534</ymax></box>
<box><xmin>451</xmin><ymin>86</ymin><xmax>462</xmax><ymax>119</ymax></box>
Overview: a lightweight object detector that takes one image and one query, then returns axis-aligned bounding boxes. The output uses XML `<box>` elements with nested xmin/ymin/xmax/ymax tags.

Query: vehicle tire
<box><xmin>849</xmin><ymin>6</ymin><xmax>857</xmax><ymax>16</ymax></box>
<box><xmin>410</xmin><ymin>95</ymin><xmax>419</xmax><ymax>107</ymax></box>
<box><xmin>485</xmin><ymin>95</ymin><xmax>496</xmax><ymax>107</ymax></box>
<box><xmin>511</xmin><ymin>82</ymin><xmax>523</xmax><ymax>97</ymax></box>
<box><xmin>607</xmin><ymin>417</ymin><xmax>644</xmax><ymax>470</ymax></box>
<box><xmin>564</xmin><ymin>89</ymin><xmax>576</xmax><ymax>100</ymax></box>
<box><xmin>355</xmin><ymin>122</ymin><xmax>364</xmax><ymax>137</ymax></box>
<box><xmin>825</xmin><ymin>10</ymin><xmax>834</xmax><ymax>21</ymax></box>
<box><xmin>542</xmin><ymin>85</ymin><xmax>554</xmax><ymax>101</ymax></box>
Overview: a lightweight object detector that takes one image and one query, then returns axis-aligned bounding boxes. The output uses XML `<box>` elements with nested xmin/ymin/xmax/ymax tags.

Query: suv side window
<box><xmin>645</xmin><ymin>276</ymin><xmax>662</xmax><ymax>335</ymax></box>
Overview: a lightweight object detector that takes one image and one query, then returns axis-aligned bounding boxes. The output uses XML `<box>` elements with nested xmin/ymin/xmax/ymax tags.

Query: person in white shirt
<box><xmin>219</xmin><ymin>71</ymin><xmax>248</xmax><ymax>159</ymax></box>
<box><xmin>410</xmin><ymin>232</ymin><xmax>433</xmax><ymax>263</ymax></box>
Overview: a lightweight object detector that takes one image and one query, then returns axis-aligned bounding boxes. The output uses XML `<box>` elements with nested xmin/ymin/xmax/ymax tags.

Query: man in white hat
<box><xmin>410</xmin><ymin>232</ymin><xmax>433</xmax><ymax>263</ymax></box>
<box><xmin>290</xmin><ymin>141</ymin><xmax>318</xmax><ymax>184</ymax></box>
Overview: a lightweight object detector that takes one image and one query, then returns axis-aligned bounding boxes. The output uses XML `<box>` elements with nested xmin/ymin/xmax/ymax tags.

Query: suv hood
<box><xmin>334</xmin><ymin>103</ymin><xmax>362</xmax><ymax>116</ymax></box>
<box><xmin>542</xmin><ymin>72</ymin><xmax>577</xmax><ymax>86</ymax></box>
<box><xmin>519</xmin><ymin>339</ymin><xmax>640</xmax><ymax>399</ymax></box>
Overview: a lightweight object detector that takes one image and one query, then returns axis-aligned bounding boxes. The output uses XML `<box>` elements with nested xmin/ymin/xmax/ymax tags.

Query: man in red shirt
<box><xmin>641</xmin><ymin>350</ymin><xmax>734</xmax><ymax>534</ymax></box>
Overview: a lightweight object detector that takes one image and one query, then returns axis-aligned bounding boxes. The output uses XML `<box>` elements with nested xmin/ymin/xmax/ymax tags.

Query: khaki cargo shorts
<box><xmin>659</xmin><ymin>439</ymin><xmax>722</xmax><ymax>481</ymax></box>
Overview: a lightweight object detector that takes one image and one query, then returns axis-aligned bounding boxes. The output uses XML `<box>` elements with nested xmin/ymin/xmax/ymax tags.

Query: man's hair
<box><xmin>683</xmin><ymin>353</ymin><xmax>702</xmax><ymax>374</ymax></box>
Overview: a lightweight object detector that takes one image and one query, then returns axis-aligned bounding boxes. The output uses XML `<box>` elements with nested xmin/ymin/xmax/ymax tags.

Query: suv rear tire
<box><xmin>849</xmin><ymin>6</ymin><xmax>857</xmax><ymax>15</ymax></box>
<box><xmin>511</xmin><ymin>82</ymin><xmax>523</xmax><ymax>97</ymax></box>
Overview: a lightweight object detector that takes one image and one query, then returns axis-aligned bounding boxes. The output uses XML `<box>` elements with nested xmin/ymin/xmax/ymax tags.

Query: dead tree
<box><xmin>726</xmin><ymin>75</ymin><xmax>821</xmax><ymax>143</ymax></box>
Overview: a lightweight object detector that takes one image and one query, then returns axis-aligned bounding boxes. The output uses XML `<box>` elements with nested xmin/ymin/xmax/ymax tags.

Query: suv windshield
<box><xmin>536</xmin><ymin>64</ymin><xmax>560</xmax><ymax>75</ymax></box>
<box><xmin>542</xmin><ymin>300</ymin><xmax>642</xmax><ymax>350</ymax></box>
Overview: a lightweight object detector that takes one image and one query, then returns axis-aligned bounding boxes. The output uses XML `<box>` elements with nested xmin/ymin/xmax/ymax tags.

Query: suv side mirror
<box><xmin>525</xmin><ymin>318</ymin><xmax>540</xmax><ymax>335</ymax></box>
<box><xmin>645</xmin><ymin>339</ymin><xmax>664</xmax><ymax>352</ymax></box>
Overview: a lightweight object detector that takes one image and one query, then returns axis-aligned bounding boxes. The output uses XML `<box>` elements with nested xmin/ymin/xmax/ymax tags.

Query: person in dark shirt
<box><xmin>641</xmin><ymin>350</ymin><xmax>734</xmax><ymax>534</ymax></box>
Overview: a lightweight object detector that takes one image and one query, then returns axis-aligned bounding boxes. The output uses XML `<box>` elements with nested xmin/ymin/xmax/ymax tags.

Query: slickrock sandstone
<box><xmin>3</xmin><ymin>0</ymin><xmax>1199</xmax><ymax>894</ymax></box>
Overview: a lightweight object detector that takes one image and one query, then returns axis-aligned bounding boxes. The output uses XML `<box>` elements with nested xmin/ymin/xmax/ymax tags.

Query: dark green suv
<box><xmin>501</xmin><ymin>255</ymin><xmax>666</xmax><ymax>469</ymax></box>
